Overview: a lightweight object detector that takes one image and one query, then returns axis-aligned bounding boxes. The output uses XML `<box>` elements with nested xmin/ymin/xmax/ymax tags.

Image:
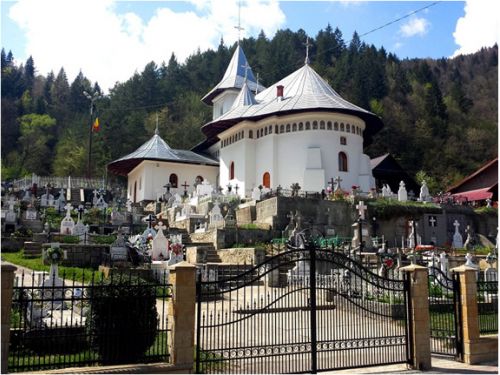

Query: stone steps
<box><xmin>205</xmin><ymin>247</ymin><xmax>221</xmax><ymax>263</ymax></box>
<box><xmin>24</xmin><ymin>241</ymin><xmax>43</xmax><ymax>258</ymax></box>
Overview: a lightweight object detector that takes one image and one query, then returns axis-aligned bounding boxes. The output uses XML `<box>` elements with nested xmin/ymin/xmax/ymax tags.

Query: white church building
<box><xmin>109</xmin><ymin>44</ymin><xmax>383</xmax><ymax>202</ymax></box>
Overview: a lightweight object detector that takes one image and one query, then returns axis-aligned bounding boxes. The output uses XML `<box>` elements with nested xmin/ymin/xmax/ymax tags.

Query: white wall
<box><xmin>217</xmin><ymin>111</ymin><xmax>376</xmax><ymax>196</ymax></box>
<box><xmin>212</xmin><ymin>90</ymin><xmax>239</xmax><ymax>119</ymax></box>
<box><xmin>127</xmin><ymin>161</ymin><xmax>218</xmax><ymax>202</ymax></box>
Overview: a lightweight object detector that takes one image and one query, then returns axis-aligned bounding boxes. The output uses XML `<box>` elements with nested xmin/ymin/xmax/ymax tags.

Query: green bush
<box><xmin>61</xmin><ymin>235</ymin><xmax>80</xmax><ymax>244</ymax></box>
<box><xmin>86</xmin><ymin>275</ymin><xmax>158</xmax><ymax>365</ymax></box>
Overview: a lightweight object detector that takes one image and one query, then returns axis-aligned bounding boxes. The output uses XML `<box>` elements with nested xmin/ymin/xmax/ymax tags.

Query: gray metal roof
<box><xmin>230</xmin><ymin>81</ymin><xmax>257</xmax><ymax>109</ymax></box>
<box><xmin>201</xmin><ymin>45</ymin><xmax>265</xmax><ymax>104</ymax></box>
<box><xmin>212</xmin><ymin>64</ymin><xmax>373</xmax><ymax>121</ymax></box>
<box><xmin>108</xmin><ymin>134</ymin><xmax>218</xmax><ymax>176</ymax></box>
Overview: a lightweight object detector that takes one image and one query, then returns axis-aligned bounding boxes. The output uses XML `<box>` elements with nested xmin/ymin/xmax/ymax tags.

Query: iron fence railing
<box><xmin>477</xmin><ymin>280</ymin><xmax>498</xmax><ymax>335</ymax></box>
<box><xmin>9</xmin><ymin>269</ymin><xmax>171</xmax><ymax>372</ymax></box>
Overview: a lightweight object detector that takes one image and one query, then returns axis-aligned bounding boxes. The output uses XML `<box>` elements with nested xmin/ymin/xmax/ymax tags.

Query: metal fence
<box><xmin>477</xmin><ymin>280</ymin><xmax>498</xmax><ymax>335</ymax></box>
<box><xmin>9</xmin><ymin>269</ymin><xmax>171</xmax><ymax>372</ymax></box>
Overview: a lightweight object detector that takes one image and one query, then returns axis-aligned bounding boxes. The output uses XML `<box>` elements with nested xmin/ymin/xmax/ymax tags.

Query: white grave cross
<box><xmin>151</xmin><ymin>221</ymin><xmax>169</xmax><ymax>261</ymax></box>
<box><xmin>356</xmin><ymin>201</ymin><xmax>367</xmax><ymax>220</ymax></box>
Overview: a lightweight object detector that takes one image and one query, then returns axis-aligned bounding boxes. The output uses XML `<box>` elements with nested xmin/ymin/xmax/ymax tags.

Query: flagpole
<box><xmin>83</xmin><ymin>91</ymin><xmax>101</xmax><ymax>180</ymax></box>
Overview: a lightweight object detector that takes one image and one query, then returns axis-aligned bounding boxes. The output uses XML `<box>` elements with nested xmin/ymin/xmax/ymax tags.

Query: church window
<box><xmin>292</xmin><ymin>123</ymin><xmax>297</xmax><ymax>132</ymax></box>
<box><xmin>327</xmin><ymin>121</ymin><xmax>332</xmax><ymax>130</ymax></box>
<box><xmin>241</xmin><ymin>131</ymin><xmax>244</xmax><ymax>139</ymax></box>
<box><xmin>299</xmin><ymin>122</ymin><xmax>303</xmax><ymax>131</ymax></box>
<box><xmin>338</xmin><ymin>152</ymin><xmax>348</xmax><ymax>172</ymax></box>
<box><xmin>280</xmin><ymin>125</ymin><xmax>284</xmax><ymax>133</ymax></box>
<box><xmin>139</xmin><ymin>177</ymin><xmax>142</xmax><ymax>190</ymax></box>
<box><xmin>249</xmin><ymin>130</ymin><xmax>253</xmax><ymax>139</ymax></box>
<box><xmin>340</xmin><ymin>123</ymin><xmax>345</xmax><ymax>131</ymax></box>
<box><xmin>313</xmin><ymin>121</ymin><xmax>318</xmax><ymax>130</ymax></box>
<box><xmin>320</xmin><ymin>120</ymin><xmax>325</xmax><ymax>130</ymax></box>
<box><xmin>230</xmin><ymin>162</ymin><xmax>235</xmax><ymax>180</ymax></box>
<box><xmin>334</xmin><ymin>122</ymin><xmax>339</xmax><ymax>131</ymax></box>
<box><xmin>286</xmin><ymin>124</ymin><xmax>290</xmax><ymax>132</ymax></box>
<box><xmin>275</xmin><ymin>125</ymin><xmax>279</xmax><ymax>133</ymax></box>
<box><xmin>263</xmin><ymin>127</ymin><xmax>267</xmax><ymax>136</ymax></box>
<box><xmin>269</xmin><ymin>125</ymin><xmax>272</xmax><ymax>134</ymax></box>
<box><xmin>256</xmin><ymin>130</ymin><xmax>260</xmax><ymax>139</ymax></box>
<box><xmin>340</xmin><ymin>136</ymin><xmax>347</xmax><ymax>145</ymax></box>
<box><xmin>195</xmin><ymin>175</ymin><xmax>204</xmax><ymax>185</ymax></box>
<box><xmin>169</xmin><ymin>173</ymin><xmax>178</xmax><ymax>188</ymax></box>
<box><xmin>263</xmin><ymin>172</ymin><xmax>271</xmax><ymax>188</ymax></box>
<box><xmin>133</xmin><ymin>182</ymin><xmax>137</xmax><ymax>203</ymax></box>
<box><xmin>305</xmin><ymin>121</ymin><xmax>310</xmax><ymax>130</ymax></box>
<box><xmin>346</xmin><ymin>124</ymin><xmax>351</xmax><ymax>133</ymax></box>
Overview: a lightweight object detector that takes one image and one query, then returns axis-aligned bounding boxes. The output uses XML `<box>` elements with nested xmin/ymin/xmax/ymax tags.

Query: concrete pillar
<box><xmin>451</xmin><ymin>265</ymin><xmax>482</xmax><ymax>364</ymax></box>
<box><xmin>168</xmin><ymin>261</ymin><xmax>196</xmax><ymax>368</ymax></box>
<box><xmin>1</xmin><ymin>263</ymin><xmax>17</xmax><ymax>374</ymax></box>
<box><xmin>400</xmin><ymin>264</ymin><xmax>431</xmax><ymax>370</ymax></box>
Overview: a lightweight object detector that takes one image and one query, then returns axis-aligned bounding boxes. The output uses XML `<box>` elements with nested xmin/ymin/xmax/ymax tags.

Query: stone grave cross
<box><xmin>152</xmin><ymin>221</ymin><xmax>169</xmax><ymax>260</ymax></box>
<box><xmin>452</xmin><ymin>220</ymin><xmax>463</xmax><ymax>248</ymax></box>
<box><xmin>181</xmin><ymin>181</ymin><xmax>189</xmax><ymax>197</ymax></box>
<box><xmin>92</xmin><ymin>189</ymin><xmax>99</xmax><ymax>206</ymax></box>
<box><xmin>334</xmin><ymin>176</ymin><xmax>343</xmax><ymax>191</ymax></box>
<box><xmin>429</xmin><ymin>216</ymin><xmax>437</xmax><ymax>227</ymax></box>
<box><xmin>356</xmin><ymin>201</ymin><xmax>367</xmax><ymax>220</ymax></box>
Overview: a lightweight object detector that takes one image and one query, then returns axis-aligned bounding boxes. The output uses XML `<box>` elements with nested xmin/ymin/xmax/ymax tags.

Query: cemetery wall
<box><xmin>42</xmin><ymin>244</ymin><xmax>107</xmax><ymax>268</ymax></box>
<box><xmin>222</xmin><ymin>228</ymin><xmax>277</xmax><ymax>248</ymax></box>
<box><xmin>217</xmin><ymin>248</ymin><xmax>266</xmax><ymax>265</ymax></box>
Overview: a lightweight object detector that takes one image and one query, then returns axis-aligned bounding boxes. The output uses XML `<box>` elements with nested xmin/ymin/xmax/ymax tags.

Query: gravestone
<box><xmin>56</xmin><ymin>188</ymin><xmax>66</xmax><ymax>211</ymax></box>
<box><xmin>60</xmin><ymin>203</ymin><xmax>75</xmax><ymax>235</ymax></box>
<box><xmin>251</xmin><ymin>187</ymin><xmax>261</xmax><ymax>201</ymax></box>
<box><xmin>224</xmin><ymin>208</ymin><xmax>237</xmax><ymax>228</ymax></box>
<box><xmin>397</xmin><ymin>181</ymin><xmax>407</xmax><ymax>202</ymax></box>
<box><xmin>209</xmin><ymin>202</ymin><xmax>225</xmax><ymax>229</ymax></box>
<box><xmin>73</xmin><ymin>218</ymin><xmax>88</xmax><ymax>244</ymax></box>
<box><xmin>452</xmin><ymin>220</ymin><xmax>463</xmax><ymax>249</ymax></box>
<box><xmin>111</xmin><ymin>208</ymin><xmax>126</xmax><ymax>226</ymax></box>
<box><xmin>95</xmin><ymin>193</ymin><xmax>108</xmax><ymax>209</ymax></box>
<box><xmin>463</xmin><ymin>225</ymin><xmax>475</xmax><ymax>251</ymax></box>
<box><xmin>22</xmin><ymin>189</ymin><xmax>31</xmax><ymax>202</ymax></box>
<box><xmin>439</xmin><ymin>251</ymin><xmax>449</xmax><ymax>277</ymax></box>
<box><xmin>196</xmin><ymin>180</ymin><xmax>214</xmax><ymax>197</ymax></box>
<box><xmin>92</xmin><ymin>190</ymin><xmax>99</xmax><ymax>207</ymax></box>
<box><xmin>110</xmin><ymin>229</ymin><xmax>128</xmax><ymax>262</ymax></box>
<box><xmin>25</xmin><ymin>206</ymin><xmax>38</xmax><ymax>220</ymax></box>
<box><xmin>464</xmin><ymin>252</ymin><xmax>479</xmax><ymax>270</ymax></box>
<box><xmin>151</xmin><ymin>221</ymin><xmax>169</xmax><ymax>261</ymax></box>
<box><xmin>484</xmin><ymin>267</ymin><xmax>498</xmax><ymax>282</ymax></box>
<box><xmin>419</xmin><ymin>180</ymin><xmax>430</xmax><ymax>202</ymax></box>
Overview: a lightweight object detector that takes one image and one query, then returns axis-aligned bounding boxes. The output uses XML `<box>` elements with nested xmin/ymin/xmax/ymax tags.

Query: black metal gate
<box><xmin>195</xmin><ymin>245</ymin><xmax>411</xmax><ymax>373</ymax></box>
<box><xmin>428</xmin><ymin>267</ymin><xmax>462</xmax><ymax>359</ymax></box>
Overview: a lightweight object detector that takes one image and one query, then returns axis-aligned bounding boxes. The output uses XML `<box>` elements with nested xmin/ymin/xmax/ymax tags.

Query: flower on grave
<box><xmin>45</xmin><ymin>245</ymin><xmax>64</xmax><ymax>265</ymax></box>
<box><xmin>170</xmin><ymin>242</ymin><xmax>183</xmax><ymax>256</ymax></box>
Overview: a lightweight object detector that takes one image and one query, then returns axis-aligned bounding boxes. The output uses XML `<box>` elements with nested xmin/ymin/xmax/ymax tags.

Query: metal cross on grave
<box><xmin>234</xmin><ymin>184</ymin><xmax>239</xmax><ymax>195</ymax></box>
<box><xmin>328</xmin><ymin>177</ymin><xmax>335</xmax><ymax>188</ymax></box>
<box><xmin>78</xmin><ymin>204</ymin><xmax>85</xmax><ymax>221</ymax></box>
<box><xmin>145</xmin><ymin>214</ymin><xmax>156</xmax><ymax>229</ymax></box>
<box><xmin>163</xmin><ymin>183</ymin><xmax>171</xmax><ymax>193</ymax></box>
<box><xmin>356</xmin><ymin>201</ymin><xmax>367</xmax><ymax>220</ymax></box>
<box><xmin>181</xmin><ymin>181</ymin><xmax>189</xmax><ymax>195</ymax></box>
<box><xmin>334</xmin><ymin>176</ymin><xmax>343</xmax><ymax>191</ymax></box>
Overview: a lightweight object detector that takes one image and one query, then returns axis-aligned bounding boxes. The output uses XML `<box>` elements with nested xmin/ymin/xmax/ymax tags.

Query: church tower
<box><xmin>202</xmin><ymin>45</ymin><xmax>265</xmax><ymax>120</ymax></box>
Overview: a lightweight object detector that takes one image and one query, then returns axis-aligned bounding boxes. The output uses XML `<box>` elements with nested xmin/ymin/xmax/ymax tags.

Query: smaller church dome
<box><xmin>230</xmin><ymin>81</ymin><xmax>258</xmax><ymax>110</ymax></box>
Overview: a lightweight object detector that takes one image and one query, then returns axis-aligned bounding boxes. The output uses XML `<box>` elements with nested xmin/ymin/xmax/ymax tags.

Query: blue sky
<box><xmin>1</xmin><ymin>1</ymin><xmax>498</xmax><ymax>91</ymax></box>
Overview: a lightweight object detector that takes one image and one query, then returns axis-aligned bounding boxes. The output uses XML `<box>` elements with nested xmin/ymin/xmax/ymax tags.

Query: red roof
<box><xmin>447</xmin><ymin>157</ymin><xmax>498</xmax><ymax>193</ymax></box>
<box><xmin>451</xmin><ymin>187</ymin><xmax>494</xmax><ymax>201</ymax></box>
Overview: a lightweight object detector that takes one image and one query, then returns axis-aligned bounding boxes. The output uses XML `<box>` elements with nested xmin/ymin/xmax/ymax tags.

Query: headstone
<box><xmin>452</xmin><ymin>220</ymin><xmax>463</xmax><ymax>249</ymax></box>
<box><xmin>356</xmin><ymin>201</ymin><xmax>368</xmax><ymax>220</ymax></box>
<box><xmin>56</xmin><ymin>188</ymin><xmax>66</xmax><ymax>211</ymax></box>
<box><xmin>486</xmin><ymin>198</ymin><xmax>492</xmax><ymax>208</ymax></box>
<box><xmin>224</xmin><ymin>208</ymin><xmax>237</xmax><ymax>228</ymax></box>
<box><xmin>439</xmin><ymin>251</ymin><xmax>449</xmax><ymax>277</ymax></box>
<box><xmin>41</xmin><ymin>192</ymin><xmax>54</xmax><ymax>207</ymax></box>
<box><xmin>22</xmin><ymin>189</ymin><xmax>31</xmax><ymax>202</ymax></box>
<box><xmin>95</xmin><ymin>193</ymin><xmax>108</xmax><ymax>209</ymax></box>
<box><xmin>382</xmin><ymin>184</ymin><xmax>393</xmax><ymax>198</ymax></box>
<box><xmin>397</xmin><ymin>181</ymin><xmax>407</xmax><ymax>202</ymax></box>
<box><xmin>60</xmin><ymin>203</ymin><xmax>75</xmax><ymax>235</ymax></box>
<box><xmin>111</xmin><ymin>208</ymin><xmax>126</xmax><ymax>226</ymax></box>
<box><xmin>463</xmin><ymin>225</ymin><xmax>475</xmax><ymax>251</ymax></box>
<box><xmin>92</xmin><ymin>190</ymin><xmax>99</xmax><ymax>207</ymax></box>
<box><xmin>24</xmin><ymin>206</ymin><xmax>38</xmax><ymax>220</ymax></box>
<box><xmin>251</xmin><ymin>187</ymin><xmax>262</xmax><ymax>201</ymax></box>
<box><xmin>407</xmin><ymin>221</ymin><xmax>421</xmax><ymax>248</ymax></box>
<box><xmin>484</xmin><ymin>267</ymin><xmax>498</xmax><ymax>282</ymax></box>
<box><xmin>196</xmin><ymin>180</ymin><xmax>214</xmax><ymax>197</ymax></box>
<box><xmin>110</xmin><ymin>229</ymin><xmax>128</xmax><ymax>262</ymax></box>
<box><xmin>126</xmin><ymin>199</ymin><xmax>132</xmax><ymax>212</ymax></box>
<box><xmin>208</xmin><ymin>202</ymin><xmax>225</xmax><ymax>229</ymax></box>
<box><xmin>419</xmin><ymin>180</ymin><xmax>430</xmax><ymax>202</ymax></box>
<box><xmin>151</xmin><ymin>222</ymin><xmax>169</xmax><ymax>261</ymax></box>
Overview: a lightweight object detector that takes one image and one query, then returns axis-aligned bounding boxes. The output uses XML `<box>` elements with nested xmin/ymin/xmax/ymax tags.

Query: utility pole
<box><xmin>83</xmin><ymin>90</ymin><xmax>102</xmax><ymax>179</ymax></box>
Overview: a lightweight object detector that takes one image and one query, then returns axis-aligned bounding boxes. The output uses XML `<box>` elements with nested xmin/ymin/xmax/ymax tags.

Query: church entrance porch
<box><xmin>195</xmin><ymin>244</ymin><xmax>411</xmax><ymax>373</ymax></box>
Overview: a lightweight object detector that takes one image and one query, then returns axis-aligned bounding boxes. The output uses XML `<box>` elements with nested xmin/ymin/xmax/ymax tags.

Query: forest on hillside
<box><xmin>1</xmin><ymin>26</ymin><xmax>498</xmax><ymax>192</ymax></box>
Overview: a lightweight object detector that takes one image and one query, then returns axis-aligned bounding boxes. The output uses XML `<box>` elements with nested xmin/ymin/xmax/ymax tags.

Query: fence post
<box><xmin>1</xmin><ymin>263</ymin><xmax>17</xmax><ymax>373</ymax></box>
<box><xmin>400</xmin><ymin>264</ymin><xmax>431</xmax><ymax>370</ymax></box>
<box><xmin>450</xmin><ymin>265</ymin><xmax>483</xmax><ymax>364</ymax></box>
<box><xmin>168</xmin><ymin>261</ymin><xmax>196</xmax><ymax>369</ymax></box>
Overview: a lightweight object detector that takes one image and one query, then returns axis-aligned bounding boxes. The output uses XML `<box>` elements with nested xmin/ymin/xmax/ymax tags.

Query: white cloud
<box><xmin>452</xmin><ymin>0</ymin><xmax>499</xmax><ymax>57</ymax></box>
<box><xmin>399</xmin><ymin>16</ymin><xmax>430</xmax><ymax>37</ymax></box>
<box><xmin>8</xmin><ymin>0</ymin><xmax>285</xmax><ymax>92</ymax></box>
<box><xmin>393</xmin><ymin>41</ymin><xmax>403</xmax><ymax>50</ymax></box>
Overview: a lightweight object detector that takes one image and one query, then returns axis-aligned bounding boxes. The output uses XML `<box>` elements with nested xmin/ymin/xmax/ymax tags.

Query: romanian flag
<box><xmin>92</xmin><ymin>117</ymin><xmax>100</xmax><ymax>132</ymax></box>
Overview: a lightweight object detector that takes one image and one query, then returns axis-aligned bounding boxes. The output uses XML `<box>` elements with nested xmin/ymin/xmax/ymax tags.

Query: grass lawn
<box><xmin>1</xmin><ymin>250</ymin><xmax>100</xmax><ymax>282</ymax></box>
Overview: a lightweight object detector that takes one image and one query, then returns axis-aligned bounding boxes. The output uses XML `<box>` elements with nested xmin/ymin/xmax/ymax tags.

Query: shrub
<box><xmin>86</xmin><ymin>274</ymin><xmax>158</xmax><ymax>364</ymax></box>
<box><xmin>92</xmin><ymin>235</ymin><xmax>116</xmax><ymax>245</ymax></box>
<box><xmin>61</xmin><ymin>235</ymin><xmax>80</xmax><ymax>244</ymax></box>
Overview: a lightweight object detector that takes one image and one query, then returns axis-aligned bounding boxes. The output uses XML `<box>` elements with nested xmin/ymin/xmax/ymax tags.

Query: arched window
<box><xmin>292</xmin><ymin>123</ymin><xmax>297</xmax><ymax>132</ymax></box>
<box><xmin>280</xmin><ymin>125</ymin><xmax>284</xmax><ymax>133</ymax></box>
<box><xmin>338</xmin><ymin>152</ymin><xmax>348</xmax><ymax>172</ymax></box>
<box><xmin>340</xmin><ymin>123</ymin><xmax>345</xmax><ymax>131</ymax></box>
<box><xmin>275</xmin><ymin>125</ymin><xmax>278</xmax><ymax>133</ymax></box>
<box><xmin>327</xmin><ymin>121</ymin><xmax>332</xmax><ymax>130</ymax></box>
<box><xmin>305</xmin><ymin>121</ymin><xmax>310</xmax><ymax>130</ymax></box>
<box><xmin>346</xmin><ymin>124</ymin><xmax>351</xmax><ymax>133</ymax></box>
<box><xmin>320</xmin><ymin>120</ymin><xmax>325</xmax><ymax>130</ymax></box>
<box><xmin>169</xmin><ymin>173</ymin><xmax>178</xmax><ymax>188</ymax></box>
<box><xmin>249</xmin><ymin>130</ymin><xmax>253</xmax><ymax>138</ymax></box>
<box><xmin>334</xmin><ymin>122</ymin><xmax>339</xmax><ymax>131</ymax></box>
<box><xmin>313</xmin><ymin>121</ymin><xmax>318</xmax><ymax>129</ymax></box>
<box><xmin>299</xmin><ymin>122</ymin><xmax>304</xmax><ymax>131</ymax></box>
<box><xmin>269</xmin><ymin>125</ymin><xmax>272</xmax><ymax>134</ymax></box>
<box><xmin>340</xmin><ymin>136</ymin><xmax>347</xmax><ymax>145</ymax></box>
<box><xmin>195</xmin><ymin>175</ymin><xmax>204</xmax><ymax>185</ymax></box>
<box><xmin>133</xmin><ymin>181</ymin><xmax>137</xmax><ymax>203</ymax></box>
<box><xmin>230</xmin><ymin>162</ymin><xmax>235</xmax><ymax>180</ymax></box>
<box><xmin>286</xmin><ymin>124</ymin><xmax>290</xmax><ymax>132</ymax></box>
<box><xmin>264</xmin><ymin>127</ymin><xmax>268</xmax><ymax>136</ymax></box>
<box><xmin>263</xmin><ymin>172</ymin><xmax>271</xmax><ymax>188</ymax></box>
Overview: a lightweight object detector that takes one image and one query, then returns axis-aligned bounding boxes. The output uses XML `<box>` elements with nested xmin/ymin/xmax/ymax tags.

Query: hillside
<box><xmin>1</xmin><ymin>26</ymin><xmax>497</xmax><ymax>191</ymax></box>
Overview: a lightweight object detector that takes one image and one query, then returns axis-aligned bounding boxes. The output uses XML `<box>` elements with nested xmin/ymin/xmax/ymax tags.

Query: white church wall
<box><xmin>213</xmin><ymin>90</ymin><xmax>239</xmax><ymax>119</ymax></box>
<box><xmin>254</xmin><ymin>134</ymin><xmax>274</xmax><ymax>191</ymax></box>
<box><xmin>128</xmin><ymin>161</ymin><xmax>218</xmax><ymax>202</ymax></box>
<box><xmin>220</xmin><ymin>141</ymin><xmax>247</xmax><ymax>197</ymax></box>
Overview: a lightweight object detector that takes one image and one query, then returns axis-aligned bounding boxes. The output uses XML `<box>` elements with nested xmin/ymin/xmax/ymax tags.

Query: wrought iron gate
<box><xmin>195</xmin><ymin>245</ymin><xmax>411</xmax><ymax>373</ymax></box>
<box><xmin>428</xmin><ymin>267</ymin><xmax>462</xmax><ymax>359</ymax></box>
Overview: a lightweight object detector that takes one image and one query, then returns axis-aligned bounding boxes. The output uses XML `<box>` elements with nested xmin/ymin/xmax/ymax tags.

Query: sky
<box><xmin>1</xmin><ymin>0</ymin><xmax>498</xmax><ymax>92</ymax></box>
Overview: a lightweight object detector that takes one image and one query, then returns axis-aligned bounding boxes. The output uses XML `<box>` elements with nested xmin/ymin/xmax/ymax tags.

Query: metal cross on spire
<box><xmin>304</xmin><ymin>36</ymin><xmax>312</xmax><ymax>65</ymax></box>
<box><xmin>234</xmin><ymin>0</ymin><xmax>244</xmax><ymax>45</ymax></box>
<box><xmin>155</xmin><ymin>113</ymin><xmax>159</xmax><ymax>135</ymax></box>
<box><xmin>255</xmin><ymin>72</ymin><xmax>260</xmax><ymax>94</ymax></box>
